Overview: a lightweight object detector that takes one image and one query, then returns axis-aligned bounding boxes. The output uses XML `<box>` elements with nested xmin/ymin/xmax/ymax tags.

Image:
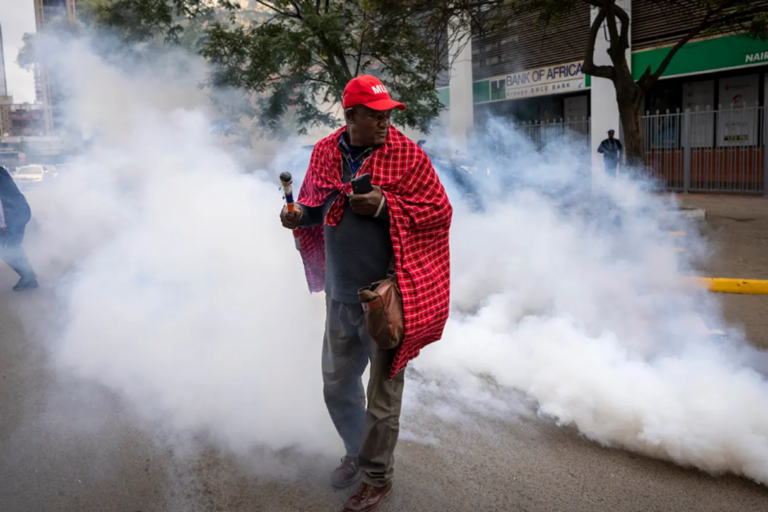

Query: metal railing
<box><xmin>643</xmin><ymin>104</ymin><xmax>767</xmax><ymax>194</ymax></box>
<box><xmin>516</xmin><ymin>117</ymin><xmax>591</xmax><ymax>150</ymax></box>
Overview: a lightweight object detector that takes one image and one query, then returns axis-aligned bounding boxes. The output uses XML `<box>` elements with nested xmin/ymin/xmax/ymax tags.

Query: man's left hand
<box><xmin>350</xmin><ymin>185</ymin><xmax>384</xmax><ymax>216</ymax></box>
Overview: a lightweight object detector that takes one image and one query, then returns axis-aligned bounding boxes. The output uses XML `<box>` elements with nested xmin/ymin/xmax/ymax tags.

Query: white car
<box><xmin>13</xmin><ymin>165</ymin><xmax>47</xmax><ymax>187</ymax></box>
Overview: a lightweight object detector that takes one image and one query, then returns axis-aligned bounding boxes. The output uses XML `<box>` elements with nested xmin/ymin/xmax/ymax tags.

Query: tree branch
<box><xmin>643</xmin><ymin>17</ymin><xmax>709</xmax><ymax>89</ymax></box>
<box><xmin>632</xmin><ymin>2</ymin><xmax>768</xmax><ymax>92</ymax></box>
<box><xmin>354</xmin><ymin>16</ymin><xmax>367</xmax><ymax>76</ymax></box>
<box><xmin>582</xmin><ymin>7</ymin><xmax>614</xmax><ymax>80</ymax></box>
<box><xmin>255</xmin><ymin>0</ymin><xmax>297</xmax><ymax>18</ymax></box>
<box><xmin>614</xmin><ymin>3</ymin><xmax>630</xmax><ymax>51</ymax></box>
<box><xmin>604</xmin><ymin>0</ymin><xmax>621</xmax><ymax>47</ymax></box>
<box><xmin>291</xmin><ymin>1</ymin><xmax>303</xmax><ymax>19</ymax></box>
<box><xmin>336</xmin><ymin>54</ymin><xmax>353</xmax><ymax>80</ymax></box>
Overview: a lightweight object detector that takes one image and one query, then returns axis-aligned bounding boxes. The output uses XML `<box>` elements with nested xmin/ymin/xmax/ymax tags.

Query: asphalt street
<box><xmin>2</xmin><ymin>193</ymin><xmax>768</xmax><ymax>511</ymax></box>
<box><xmin>1</xmin><ymin>276</ymin><xmax>768</xmax><ymax>512</ymax></box>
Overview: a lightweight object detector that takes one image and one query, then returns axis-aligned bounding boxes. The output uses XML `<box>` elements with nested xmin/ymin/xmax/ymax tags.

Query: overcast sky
<box><xmin>1</xmin><ymin>0</ymin><xmax>37</xmax><ymax>103</ymax></box>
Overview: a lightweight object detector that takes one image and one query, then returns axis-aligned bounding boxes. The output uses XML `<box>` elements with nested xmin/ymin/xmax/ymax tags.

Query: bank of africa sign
<box><xmin>488</xmin><ymin>61</ymin><xmax>586</xmax><ymax>101</ymax></box>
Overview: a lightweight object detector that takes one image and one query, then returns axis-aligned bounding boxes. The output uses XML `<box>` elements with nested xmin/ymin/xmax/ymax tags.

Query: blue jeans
<box><xmin>1</xmin><ymin>223</ymin><xmax>36</xmax><ymax>279</ymax></box>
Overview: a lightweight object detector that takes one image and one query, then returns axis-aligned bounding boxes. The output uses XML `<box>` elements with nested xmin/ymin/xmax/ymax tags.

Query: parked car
<box><xmin>12</xmin><ymin>164</ymin><xmax>46</xmax><ymax>187</ymax></box>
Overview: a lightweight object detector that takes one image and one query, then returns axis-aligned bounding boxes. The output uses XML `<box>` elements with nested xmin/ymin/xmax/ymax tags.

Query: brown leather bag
<box><xmin>358</xmin><ymin>260</ymin><xmax>404</xmax><ymax>350</ymax></box>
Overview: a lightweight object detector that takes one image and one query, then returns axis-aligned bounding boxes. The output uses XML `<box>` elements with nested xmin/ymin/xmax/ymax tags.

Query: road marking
<box><xmin>686</xmin><ymin>277</ymin><xmax>768</xmax><ymax>295</ymax></box>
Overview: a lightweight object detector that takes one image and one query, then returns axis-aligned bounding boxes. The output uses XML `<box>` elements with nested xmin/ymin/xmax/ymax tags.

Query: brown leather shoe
<box><xmin>331</xmin><ymin>456</ymin><xmax>361</xmax><ymax>489</ymax></box>
<box><xmin>342</xmin><ymin>481</ymin><xmax>393</xmax><ymax>512</ymax></box>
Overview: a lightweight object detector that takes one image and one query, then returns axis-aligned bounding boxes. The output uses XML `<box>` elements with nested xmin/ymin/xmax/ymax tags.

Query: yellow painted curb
<box><xmin>687</xmin><ymin>277</ymin><xmax>768</xmax><ymax>295</ymax></box>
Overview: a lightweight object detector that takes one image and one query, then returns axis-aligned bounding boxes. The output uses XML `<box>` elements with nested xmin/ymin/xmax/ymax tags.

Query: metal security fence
<box><xmin>517</xmin><ymin>117</ymin><xmax>591</xmax><ymax>150</ymax></box>
<box><xmin>643</xmin><ymin>105</ymin><xmax>768</xmax><ymax>194</ymax></box>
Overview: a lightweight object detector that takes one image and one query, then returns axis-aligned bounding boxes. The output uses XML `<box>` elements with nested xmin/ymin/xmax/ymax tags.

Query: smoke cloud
<box><xmin>17</xmin><ymin>30</ymin><xmax>768</xmax><ymax>497</ymax></box>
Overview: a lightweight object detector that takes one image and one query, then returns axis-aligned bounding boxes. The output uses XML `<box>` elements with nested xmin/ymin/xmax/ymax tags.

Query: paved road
<box><xmin>1</xmin><ymin>276</ymin><xmax>768</xmax><ymax>512</ymax></box>
<box><xmin>679</xmin><ymin>194</ymin><xmax>768</xmax><ymax>348</ymax></box>
<box><xmin>3</xmin><ymin>192</ymin><xmax>768</xmax><ymax>511</ymax></box>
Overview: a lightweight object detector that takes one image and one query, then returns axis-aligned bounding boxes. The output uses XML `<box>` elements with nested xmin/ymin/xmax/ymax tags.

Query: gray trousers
<box><xmin>322</xmin><ymin>296</ymin><xmax>405</xmax><ymax>487</ymax></box>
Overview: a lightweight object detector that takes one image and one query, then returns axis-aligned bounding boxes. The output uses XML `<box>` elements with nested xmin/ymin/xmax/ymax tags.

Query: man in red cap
<box><xmin>280</xmin><ymin>75</ymin><xmax>452</xmax><ymax>511</ymax></box>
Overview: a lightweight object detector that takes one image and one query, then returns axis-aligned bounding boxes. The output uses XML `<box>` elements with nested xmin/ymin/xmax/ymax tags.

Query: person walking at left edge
<box><xmin>280</xmin><ymin>75</ymin><xmax>452</xmax><ymax>512</ymax></box>
<box><xmin>0</xmin><ymin>166</ymin><xmax>38</xmax><ymax>291</ymax></box>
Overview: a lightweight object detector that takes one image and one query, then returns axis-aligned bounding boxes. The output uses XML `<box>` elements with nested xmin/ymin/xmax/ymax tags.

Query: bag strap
<box><xmin>387</xmin><ymin>255</ymin><xmax>396</xmax><ymax>277</ymax></box>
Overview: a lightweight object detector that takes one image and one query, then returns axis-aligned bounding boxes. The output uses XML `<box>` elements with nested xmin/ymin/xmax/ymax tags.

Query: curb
<box><xmin>687</xmin><ymin>277</ymin><xmax>768</xmax><ymax>295</ymax></box>
<box><xmin>677</xmin><ymin>207</ymin><xmax>707</xmax><ymax>222</ymax></box>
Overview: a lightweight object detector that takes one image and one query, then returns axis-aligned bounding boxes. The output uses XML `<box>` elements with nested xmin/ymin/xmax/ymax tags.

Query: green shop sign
<box><xmin>632</xmin><ymin>33</ymin><xmax>768</xmax><ymax>80</ymax></box>
<box><xmin>466</xmin><ymin>34</ymin><xmax>768</xmax><ymax>105</ymax></box>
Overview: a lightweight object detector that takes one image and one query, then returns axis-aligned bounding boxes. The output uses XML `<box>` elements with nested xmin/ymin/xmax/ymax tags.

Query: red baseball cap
<box><xmin>343</xmin><ymin>75</ymin><xmax>406</xmax><ymax>112</ymax></box>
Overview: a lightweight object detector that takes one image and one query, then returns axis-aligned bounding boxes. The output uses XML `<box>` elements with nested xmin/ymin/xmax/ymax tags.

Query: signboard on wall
<box><xmin>717</xmin><ymin>74</ymin><xmax>758</xmax><ymax>147</ymax></box>
<box><xmin>485</xmin><ymin>61</ymin><xmax>586</xmax><ymax>102</ymax></box>
<box><xmin>632</xmin><ymin>34</ymin><xmax>768</xmax><ymax>81</ymax></box>
<box><xmin>564</xmin><ymin>95</ymin><xmax>588</xmax><ymax>119</ymax></box>
<box><xmin>683</xmin><ymin>80</ymin><xmax>715</xmax><ymax>148</ymax></box>
<box><xmin>719</xmin><ymin>74</ymin><xmax>758</xmax><ymax>107</ymax></box>
<box><xmin>683</xmin><ymin>80</ymin><xmax>715</xmax><ymax>110</ymax></box>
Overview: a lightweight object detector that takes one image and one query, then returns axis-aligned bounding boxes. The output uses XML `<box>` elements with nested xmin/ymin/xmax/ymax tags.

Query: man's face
<box><xmin>346</xmin><ymin>105</ymin><xmax>392</xmax><ymax>146</ymax></box>
<box><xmin>608</xmin><ymin>131</ymin><xmax>615</xmax><ymax>139</ymax></box>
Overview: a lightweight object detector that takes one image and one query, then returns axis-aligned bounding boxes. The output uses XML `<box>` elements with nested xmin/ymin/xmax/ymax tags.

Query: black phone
<box><xmin>351</xmin><ymin>173</ymin><xmax>373</xmax><ymax>194</ymax></box>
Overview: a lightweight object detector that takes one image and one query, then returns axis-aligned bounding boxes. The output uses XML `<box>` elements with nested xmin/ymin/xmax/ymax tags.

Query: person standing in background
<box><xmin>0</xmin><ymin>166</ymin><xmax>38</xmax><ymax>291</ymax></box>
<box><xmin>597</xmin><ymin>129</ymin><xmax>623</xmax><ymax>177</ymax></box>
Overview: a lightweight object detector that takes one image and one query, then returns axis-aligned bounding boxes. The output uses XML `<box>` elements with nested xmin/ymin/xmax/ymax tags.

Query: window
<box><xmin>501</xmin><ymin>35</ymin><xmax>519</xmax><ymax>45</ymax></box>
<box><xmin>491</xmin><ymin>79</ymin><xmax>506</xmax><ymax>101</ymax></box>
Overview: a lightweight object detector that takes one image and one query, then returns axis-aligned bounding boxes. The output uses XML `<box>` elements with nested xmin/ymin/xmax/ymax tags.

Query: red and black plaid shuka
<box><xmin>296</xmin><ymin>125</ymin><xmax>452</xmax><ymax>378</ymax></box>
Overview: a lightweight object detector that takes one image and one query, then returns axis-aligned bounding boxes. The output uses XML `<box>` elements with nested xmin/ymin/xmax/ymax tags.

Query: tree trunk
<box><xmin>616</xmin><ymin>87</ymin><xmax>644</xmax><ymax>168</ymax></box>
<box><xmin>613</xmin><ymin>65</ymin><xmax>645</xmax><ymax>168</ymax></box>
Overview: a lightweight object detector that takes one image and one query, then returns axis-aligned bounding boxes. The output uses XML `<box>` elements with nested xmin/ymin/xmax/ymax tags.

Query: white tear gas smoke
<box><xmin>25</xmin><ymin>36</ymin><xmax>337</xmax><ymax>461</ymax></box>
<box><xmin>21</xmin><ymin>33</ymin><xmax>768</xmax><ymax>489</ymax></box>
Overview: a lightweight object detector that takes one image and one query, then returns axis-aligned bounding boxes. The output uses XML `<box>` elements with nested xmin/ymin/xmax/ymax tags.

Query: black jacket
<box><xmin>0</xmin><ymin>166</ymin><xmax>32</xmax><ymax>226</ymax></box>
<box><xmin>598</xmin><ymin>138</ymin><xmax>623</xmax><ymax>160</ymax></box>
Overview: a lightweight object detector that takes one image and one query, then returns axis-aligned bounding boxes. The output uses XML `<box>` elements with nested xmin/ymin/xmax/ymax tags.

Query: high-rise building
<box><xmin>0</xmin><ymin>22</ymin><xmax>8</xmax><ymax>97</ymax></box>
<box><xmin>33</xmin><ymin>0</ymin><xmax>78</xmax><ymax>134</ymax></box>
<box><xmin>0</xmin><ymin>23</ymin><xmax>10</xmax><ymax>137</ymax></box>
<box><xmin>0</xmin><ymin>96</ymin><xmax>12</xmax><ymax>137</ymax></box>
<box><xmin>10</xmin><ymin>102</ymin><xmax>46</xmax><ymax>136</ymax></box>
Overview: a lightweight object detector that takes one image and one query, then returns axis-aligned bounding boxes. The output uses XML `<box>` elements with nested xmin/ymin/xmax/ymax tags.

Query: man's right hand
<box><xmin>280</xmin><ymin>205</ymin><xmax>303</xmax><ymax>230</ymax></box>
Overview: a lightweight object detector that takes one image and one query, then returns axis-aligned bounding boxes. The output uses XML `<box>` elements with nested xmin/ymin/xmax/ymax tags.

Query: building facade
<box><xmin>0</xmin><ymin>21</ymin><xmax>8</xmax><ymax>97</ymax></box>
<box><xmin>0</xmin><ymin>96</ymin><xmax>12</xmax><ymax>137</ymax></box>
<box><xmin>33</xmin><ymin>0</ymin><xmax>79</xmax><ymax>134</ymax></box>
<box><xmin>9</xmin><ymin>103</ymin><xmax>46</xmax><ymax>137</ymax></box>
<box><xmin>443</xmin><ymin>0</ymin><xmax>768</xmax><ymax>193</ymax></box>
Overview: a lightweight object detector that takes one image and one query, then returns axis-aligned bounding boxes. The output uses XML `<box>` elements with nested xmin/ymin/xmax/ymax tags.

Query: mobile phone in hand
<box><xmin>351</xmin><ymin>174</ymin><xmax>373</xmax><ymax>195</ymax></box>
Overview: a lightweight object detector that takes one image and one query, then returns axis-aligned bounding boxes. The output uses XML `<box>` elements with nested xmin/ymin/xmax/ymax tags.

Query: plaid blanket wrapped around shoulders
<box><xmin>296</xmin><ymin>125</ymin><xmax>452</xmax><ymax>378</ymax></box>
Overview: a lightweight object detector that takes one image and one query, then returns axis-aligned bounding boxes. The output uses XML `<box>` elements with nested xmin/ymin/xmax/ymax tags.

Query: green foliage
<box><xmin>69</xmin><ymin>0</ymin><xmax>445</xmax><ymax>135</ymax></box>
<box><xmin>85</xmin><ymin>0</ymin><xmax>240</xmax><ymax>43</ymax></box>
